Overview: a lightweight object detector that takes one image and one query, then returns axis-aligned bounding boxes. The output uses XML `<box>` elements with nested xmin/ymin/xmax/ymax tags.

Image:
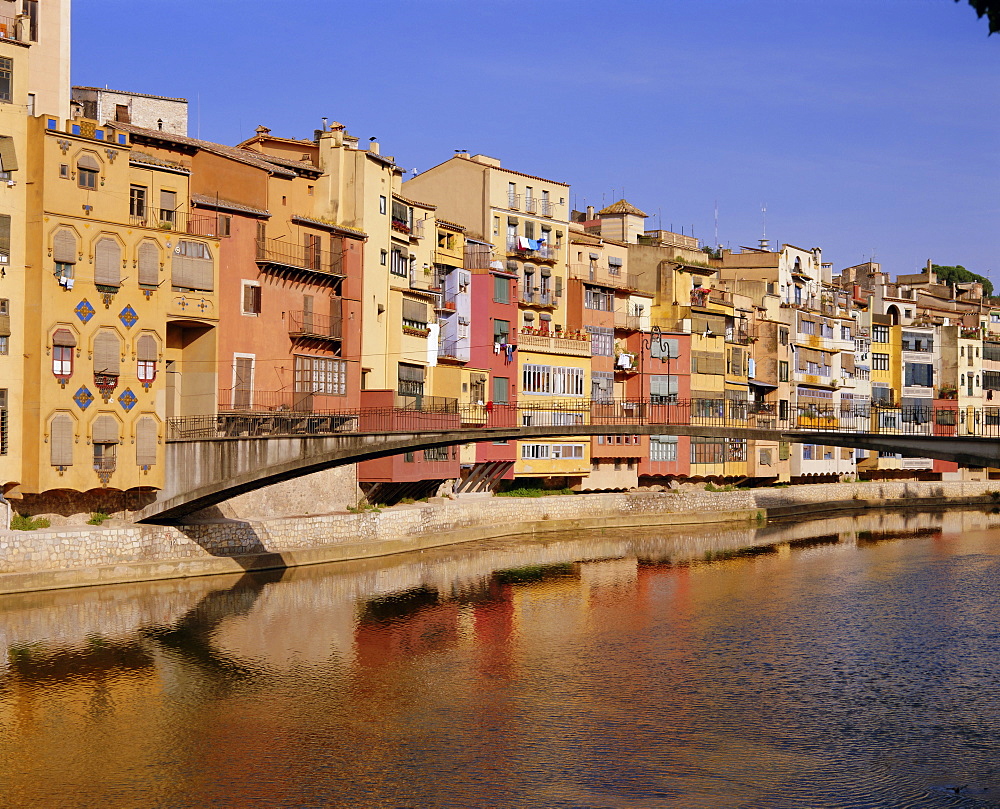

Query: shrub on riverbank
<box><xmin>495</xmin><ymin>487</ymin><xmax>575</xmax><ymax>498</ymax></box>
<box><xmin>11</xmin><ymin>514</ymin><xmax>51</xmax><ymax>531</ymax></box>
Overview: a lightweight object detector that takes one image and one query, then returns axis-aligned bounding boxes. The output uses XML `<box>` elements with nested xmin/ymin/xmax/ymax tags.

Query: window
<box><xmin>522</xmin><ymin>363</ymin><xmax>585</xmax><ymax>396</ymax></box>
<box><xmin>0</xmin><ymin>57</ymin><xmax>11</xmax><ymax>104</ymax></box>
<box><xmin>77</xmin><ymin>153</ymin><xmax>99</xmax><ymax>189</ymax></box>
<box><xmin>494</xmin><ymin>319</ymin><xmax>510</xmax><ymax>344</ymax></box>
<box><xmin>137</xmin><ymin>241</ymin><xmax>158</xmax><ymax>287</ymax></box>
<box><xmin>136</xmin><ymin>417</ymin><xmax>158</xmax><ymax>467</ymax></box>
<box><xmin>137</xmin><ymin>334</ymin><xmax>157</xmax><ymax>383</ymax></box>
<box><xmin>588</xmin><ymin>326</ymin><xmax>613</xmax><ymax>357</ymax></box>
<box><xmin>92</xmin><ymin>414</ymin><xmax>119</xmax><ymax>473</ymax></box>
<box><xmin>650</xmin><ymin>435</ymin><xmax>678</xmax><ymax>462</ymax></box>
<box><xmin>0</xmin><ymin>297</ymin><xmax>8</xmax><ymax>353</ymax></box>
<box><xmin>904</xmin><ymin>362</ymin><xmax>933</xmax><ymax>388</ymax></box>
<box><xmin>584</xmin><ymin>286</ymin><xmax>612</xmax><ymax>311</ymax></box>
<box><xmin>841</xmin><ymin>326</ymin><xmax>852</xmax><ymax>341</ymax></box>
<box><xmin>779</xmin><ymin>328</ymin><xmax>788</xmax><ymax>346</ymax></box>
<box><xmin>902</xmin><ymin>332</ymin><xmax>933</xmax><ymax>352</ymax></box>
<box><xmin>650</xmin><ymin>374</ymin><xmax>678</xmax><ymax>403</ymax></box>
<box><xmin>50</xmin><ymin>412</ymin><xmax>74</xmax><ymax>467</ymax></box>
<box><xmin>591</xmin><ymin>371</ymin><xmax>613</xmax><ymax>402</ymax></box>
<box><xmin>172</xmin><ymin>240</ymin><xmax>213</xmax><ymax>291</ymax></box>
<box><xmin>217</xmin><ymin>214</ymin><xmax>231</xmax><ymax>237</ymax></box>
<box><xmin>779</xmin><ymin>361</ymin><xmax>789</xmax><ymax>382</ymax></box>
<box><xmin>379</xmin><ymin>195</ymin><xmax>387</xmax><ymax>215</ymax></box>
<box><xmin>402</xmin><ymin>298</ymin><xmax>428</xmax><ymax>330</ymax></box>
<box><xmin>94</xmin><ymin>237</ymin><xmax>122</xmax><ymax>287</ymax></box>
<box><xmin>397</xmin><ymin>363</ymin><xmax>425</xmax><ymax>397</ymax></box>
<box><xmin>380</xmin><ymin>249</ymin><xmax>387</xmax><ymax>266</ymax></box>
<box><xmin>93</xmin><ymin>331</ymin><xmax>121</xmax><ymax>377</ymax></box>
<box><xmin>242</xmin><ymin>281</ymin><xmax>261</xmax><ymax>315</ymax></box>
<box><xmin>129</xmin><ymin>185</ymin><xmax>146</xmax><ymax>219</ymax></box>
<box><xmin>872</xmin><ymin>325</ymin><xmax>889</xmax><ymax>343</ymax></box>
<box><xmin>872</xmin><ymin>353</ymin><xmax>890</xmax><ymax>371</ymax></box>
<box><xmin>390</xmin><ymin>248</ymin><xmax>408</xmax><ymax>277</ymax></box>
<box><xmin>493</xmin><ymin>276</ymin><xmax>510</xmax><ymax>304</ymax></box>
<box><xmin>800</xmin><ymin>319</ymin><xmax>816</xmax><ymax>335</ymax></box>
<box><xmin>492</xmin><ymin>376</ymin><xmax>509</xmax><ymax>404</ymax></box>
<box><xmin>294</xmin><ymin>355</ymin><xmax>347</xmax><ymax>396</ymax></box>
<box><xmin>690</xmin><ymin>437</ymin><xmax>725</xmax><ymax>464</ymax></box>
<box><xmin>0</xmin><ymin>388</ymin><xmax>6</xmax><ymax>455</ymax></box>
<box><xmin>802</xmin><ymin>444</ymin><xmax>815</xmax><ymax>461</ymax></box>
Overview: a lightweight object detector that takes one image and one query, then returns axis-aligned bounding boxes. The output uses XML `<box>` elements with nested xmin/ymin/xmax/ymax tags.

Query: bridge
<box><xmin>135</xmin><ymin>399</ymin><xmax>1000</xmax><ymax>522</ymax></box>
<box><xmin>135</xmin><ymin>398</ymin><xmax>1000</xmax><ymax>523</ymax></box>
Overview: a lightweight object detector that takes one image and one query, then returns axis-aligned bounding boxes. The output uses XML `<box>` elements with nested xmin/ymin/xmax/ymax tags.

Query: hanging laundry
<box><xmin>528</xmin><ymin>239</ymin><xmax>540</xmax><ymax>250</ymax></box>
<box><xmin>517</xmin><ymin>236</ymin><xmax>531</xmax><ymax>250</ymax></box>
<box><xmin>494</xmin><ymin>342</ymin><xmax>501</xmax><ymax>355</ymax></box>
<box><xmin>505</xmin><ymin>344</ymin><xmax>515</xmax><ymax>363</ymax></box>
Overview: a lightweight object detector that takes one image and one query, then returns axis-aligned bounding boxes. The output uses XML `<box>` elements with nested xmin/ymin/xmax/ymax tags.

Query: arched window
<box><xmin>53</xmin><ymin>228</ymin><xmax>77</xmax><ymax>284</ymax></box>
<box><xmin>93</xmin><ymin>331</ymin><xmax>121</xmax><ymax>377</ymax></box>
<box><xmin>136</xmin><ymin>334</ymin><xmax>157</xmax><ymax>383</ymax></box>
<box><xmin>136</xmin><ymin>416</ymin><xmax>158</xmax><ymax>467</ymax></box>
<box><xmin>52</xmin><ymin>328</ymin><xmax>76</xmax><ymax>378</ymax></box>
<box><xmin>92</xmin><ymin>414</ymin><xmax>119</xmax><ymax>472</ymax></box>
<box><xmin>77</xmin><ymin>152</ymin><xmax>100</xmax><ymax>189</ymax></box>
<box><xmin>50</xmin><ymin>413</ymin><xmax>74</xmax><ymax>467</ymax></box>
<box><xmin>137</xmin><ymin>241</ymin><xmax>159</xmax><ymax>287</ymax></box>
<box><xmin>94</xmin><ymin>237</ymin><xmax>122</xmax><ymax>287</ymax></box>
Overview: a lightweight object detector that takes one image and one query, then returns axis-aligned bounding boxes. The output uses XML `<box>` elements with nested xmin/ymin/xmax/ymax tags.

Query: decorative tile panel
<box><xmin>119</xmin><ymin>305</ymin><xmax>138</xmax><ymax>329</ymax></box>
<box><xmin>73</xmin><ymin>386</ymin><xmax>94</xmax><ymax>410</ymax></box>
<box><xmin>74</xmin><ymin>299</ymin><xmax>95</xmax><ymax>324</ymax></box>
<box><xmin>117</xmin><ymin>388</ymin><xmax>137</xmax><ymax>412</ymax></box>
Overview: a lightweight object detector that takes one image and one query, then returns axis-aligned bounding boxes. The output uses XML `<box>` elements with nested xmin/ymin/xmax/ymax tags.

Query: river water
<box><xmin>2</xmin><ymin>507</ymin><xmax>1000</xmax><ymax>808</ymax></box>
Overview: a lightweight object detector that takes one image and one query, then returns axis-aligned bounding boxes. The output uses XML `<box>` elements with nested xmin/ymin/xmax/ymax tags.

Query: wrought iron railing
<box><xmin>288</xmin><ymin>309</ymin><xmax>342</xmax><ymax>340</ymax></box>
<box><xmin>167</xmin><ymin>397</ymin><xmax>993</xmax><ymax>442</ymax></box>
<box><xmin>255</xmin><ymin>238</ymin><xmax>344</xmax><ymax>276</ymax></box>
<box><xmin>129</xmin><ymin>207</ymin><xmax>221</xmax><ymax>236</ymax></box>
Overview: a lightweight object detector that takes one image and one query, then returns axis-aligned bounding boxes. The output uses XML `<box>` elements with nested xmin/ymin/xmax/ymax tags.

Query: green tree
<box><xmin>932</xmin><ymin>263</ymin><xmax>994</xmax><ymax>297</ymax></box>
<box><xmin>957</xmin><ymin>0</ymin><xmax>1000</xmax><ymax>34</ymax></box>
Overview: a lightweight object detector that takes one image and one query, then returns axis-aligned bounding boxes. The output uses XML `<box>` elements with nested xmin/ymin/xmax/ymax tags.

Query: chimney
<box><xmin>369</xmin><ymin>137</ymin><xmax>380</xmax><ymax>155</ymax></box>
<box><xmin>586</xmin><ymin>205</ymin><xmax>595</xmax><ymax>220</ymax></box>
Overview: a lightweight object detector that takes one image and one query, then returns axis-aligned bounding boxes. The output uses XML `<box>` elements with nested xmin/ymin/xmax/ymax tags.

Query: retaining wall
<box><xmin>0</xmin><ymin>480</ymin><xmax>997</xmax><ymax>595</ymax></box>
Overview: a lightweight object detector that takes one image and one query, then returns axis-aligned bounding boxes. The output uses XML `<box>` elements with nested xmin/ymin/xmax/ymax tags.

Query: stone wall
<box><xmin>0</xmin><ymin>480</ymin><xmax>997</xmax><ymax>594</ymax></box>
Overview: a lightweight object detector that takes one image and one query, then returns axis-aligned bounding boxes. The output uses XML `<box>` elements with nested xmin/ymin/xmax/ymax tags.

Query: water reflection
<box><xmin>2</xmin><ymin>507</ymin><xmax>1000</xmax><ymax>807</ymax></box>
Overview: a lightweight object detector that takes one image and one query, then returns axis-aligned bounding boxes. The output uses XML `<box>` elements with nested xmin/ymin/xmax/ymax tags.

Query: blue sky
<box><xmin>74</xmin><ymin>0</ymin><xmax>999</xmax><ymax>279</ymax></box>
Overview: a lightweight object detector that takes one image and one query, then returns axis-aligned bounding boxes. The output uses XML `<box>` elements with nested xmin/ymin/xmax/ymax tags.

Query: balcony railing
<box><xmin>508</xmin><ymin>193</ymin><xmax>521</xmax><ymax>210</ymax></box>
<box><xmin>524</xmin><ymin>197</ymin><xmax>537</xmax><ymax>213</ymax></box>
<box><xmin>614</xmin><ymin>310</ymin><xmax>645</xmax><ymax>330</ymax></box>
<box><xmin>506</xmin><ymin>238</ymin><xmax>559</xmax><ymax>261</ymax></box>
<box><xmin>92</xmin><ymin>457</ymin><xmax>116</xmax><ymax>473</ymax></box>
<box><xmin>568</xmin><ymin>264</ymin><xmax>639</xmax><ymax>289</ymax></box>
<box><xmin>438</xmin><ymin>339</ymin><xmax>469</xmax><ymax>362</ymax></box>
<box><xmin>129</xmin><ymin>207</ymin><xmax>221</xmax><ymax>237</ymax></box>
<box><xmin>539</xmin><ymin>199</ymin><xmax>552</xmax><ymax>216</ymax></box>
<box><xmin>288</xmin><ymin>308</ymin><xmax>342</xmax><ymax>340</ymax></box>
<box><xmin>256</xmin><ymin>238</ymin><xmax>344</xmax><ymax>276</ymax></box>
<box><xmin>520</xmin><ymin>288</ymin><xmax>555</xmax><ymax>307</ymax></box>
<box><xmin>516</xmin><ymin>329</ymin><xmax>591</xmax><ymax>357</ymax></box>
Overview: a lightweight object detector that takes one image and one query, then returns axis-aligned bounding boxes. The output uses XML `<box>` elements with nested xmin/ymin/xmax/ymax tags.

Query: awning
<box><xmin>748</xmin><ymin>379</ymin><xmax>778</xmax><ymax>390</ymax></box>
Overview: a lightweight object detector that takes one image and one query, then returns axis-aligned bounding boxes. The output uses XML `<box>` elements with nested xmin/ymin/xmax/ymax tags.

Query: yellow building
<box><xmin>13</xmin><ymin>112</ymin><xmax>218</xmax><ymax>509</ymax></box>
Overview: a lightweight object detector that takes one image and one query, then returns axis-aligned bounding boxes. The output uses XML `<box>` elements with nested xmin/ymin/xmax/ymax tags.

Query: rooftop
<box><xmin>598</xmin><ymin>199</ymin><xmax>649</xmax><ymax>217</ymax></box>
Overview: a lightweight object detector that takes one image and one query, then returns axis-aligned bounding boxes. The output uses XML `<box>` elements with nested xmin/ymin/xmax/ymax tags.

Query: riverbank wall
<box><xmin>1</xmin><ymin>480</ymin><xmax>997</xmax><ymax>595</ymax></box>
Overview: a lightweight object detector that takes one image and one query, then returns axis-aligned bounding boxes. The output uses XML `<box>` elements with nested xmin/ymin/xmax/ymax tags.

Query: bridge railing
<box><xmin>165</xmin><ymin>399</ymin><xmax>1000</xmax><ymax>441</ymax></box>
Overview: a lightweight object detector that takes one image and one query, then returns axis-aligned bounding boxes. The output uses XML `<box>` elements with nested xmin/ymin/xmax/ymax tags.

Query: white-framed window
<box><xmin>521</xmin><ymin>363</ymin><xmax>584</xmax><ymax>396</ymax></box>
<box><xmin>650</xmin><ymin>435</ymin><xmax>678</xmax><ymax>462</ymax></box>
<box><xmin>294</xmin><ymin>355</ymin><xmax>347</xmax><ymax>395</ymax></box>
<box><xmin>241</xmin><ymin>281</ymin><xmax>261</xmax><ymax>315</ymax></box>
<box><xmin>379</xmin><ymin>195</ymin><xmax>387</xmax><ymax>214</ymax></box>
<box><xmin>588</xmin><ymin>326</ymin><xmax>613</xmax><ymax>356</ymax></box>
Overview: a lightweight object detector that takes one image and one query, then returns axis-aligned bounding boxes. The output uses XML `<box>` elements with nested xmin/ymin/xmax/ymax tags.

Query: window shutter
<box><xmin>77</xmin><ymin>152</ymin><xmax>100</xmax><ymax>171</ymax></box>
<box><xmin>243</xmin><ymin>284</ymin><xmax>255</xmax><ymax>313</ymax></box>
<box><xmin>136</xmin><ymin>333</ymin><xmax>157</xmax><ymax>361</ymax></box>
<box><xmin>402</xmin><ymin>298</ymin><xmax>427</xmax><ymax>323</ymax></box>
<box><xmin>0</xmin><ymin>135</ymin><xmax>18</xmax><ymax>172</ymax></box>
<box><xmin>53</xmin><ymin>229</ymin><xmax>77</xmax><ymax>263</ymax></box>
<box><xmin>555</xmin><ymin>276</ymin><xmax>563</xmax><ymax>297</ymax></box>
<box><xmin>0</xmin><ymin>214</ymin><xmax>10</xmax><ymax>257</ymax></box>
<box><xmin>94</xmin><ymin>238</ymin><xmax>121</xmax><ymax>286</ymax></box>
<box><xmin>160</xmin><ymin>189</ymin><xmax>176</xmax><ymax>215</ymax></box>
<box><xmin>397</xmin><ymin>363</ymin><xmax>424</xmax><ymax>382</ymax></box>
<box><xmin>841</xmin><ymin>352</ymin><xmax>855</xmax><ymax>373</ymax></box>
<box><xmin>92</xmin><ymin>414</ymin><xmax>119</xmax><ymax>444</ymax></box>
<box><xmin>93</xmin><ymin>331</ymin><xmax>121</xmax><ymax>376</ymax></box>
<box><xmin>52</xmin><ymin>327</ymin><xmax>76</xmax><ymax>346</ymax></box>
<box><xmin>136</xmin><ymin>417</ymin><xmax>158</xmax><ymax>466</ymax></box>
<box><xmin>50</xmin><ymin>413</ymin><xmax>74</xmax><ymax>466</ymax></box>
<box><xmin>137</xmin><ymin>242</ymin><xmax>158</xmax><ymax>286</ymax></box>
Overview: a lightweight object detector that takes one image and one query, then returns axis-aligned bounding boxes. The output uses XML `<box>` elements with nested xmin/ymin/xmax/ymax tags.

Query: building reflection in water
<box><xmin>1</xmin><ymin>505</ymin><xmax>1000</xmax><ymax>806</ymax></box>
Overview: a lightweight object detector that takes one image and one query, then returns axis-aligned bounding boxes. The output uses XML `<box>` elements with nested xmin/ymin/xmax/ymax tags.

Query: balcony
<box><xmin>508</xmin><ymin>192</ymin><xmax>521</xmax><ymax>210</ymax></box>
<box><xmin>506</xmin><ymin>237</ymin><xmax>559</xmax><ymax>262</ymax></box>
<box><xmin>516</xmin><ymin>329</ymin><xmax>591</xmax><ymax>358</ymax></box>
<box><xmin>690</xmin><ymin>288</ymin><xmax>732</xmax><ymax>309</ymax></box>
<box><xmin>288</xmin><ymin>308</ymin><xmax>343</xmax><ymax>341</ymax></box>
<box><xmin>129</xmin><ymin>207</ymin><xmax>221</xmax><ymax>237</ymax></box>
<box><xmin>568</xmin><ymin>264</ymin><xmax>639</xmax><ymax>290</ymax></box>
<box><xmin>410</xmin><ymin>219</ymin><xmax>425</xmax><ymax>239</ymax></box>
<box><xmin>256</xmin><ymin>238</ymin><xmax>344</xmax><ymax>277</ymax></box>
<box><xmin>520</xmin><ymin>288</ymin><xmax>556</xmax><ymax>308</ymax></box>
<box><xmin>438</xmin><ymin>339</ymin><xmax>469</xmax><ymax>362</ymax></box>
<box><xmin>613</xmin><ymin>309</ymin><xmax>645</xmax><ymax>331</ymax></box>
<box><xmin>524</xmin><ymin>197</ymin><xmax>538</xmax><ymax>214</ymax></box>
